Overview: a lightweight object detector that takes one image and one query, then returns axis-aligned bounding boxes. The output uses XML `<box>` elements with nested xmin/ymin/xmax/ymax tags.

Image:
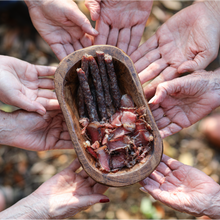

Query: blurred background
<box><xmin>0</xmin><ymin>0</ymin><xmax>220</xmax><ymax>219</ymax></box>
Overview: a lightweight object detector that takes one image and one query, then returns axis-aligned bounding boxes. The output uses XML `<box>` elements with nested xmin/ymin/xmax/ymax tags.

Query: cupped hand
<box><xmin>0</xmin><ymin>56</ymin><xmax>59</xmax><ymax>115</ymax></box>
<box><xmin>140</xmin><ymin>154</ymin><xmax>220</xmax><ymax>218</ymax></box>
<box><xmin>85</xmin><ymin>0</ymin><xmax>153</xmax><ymax>55</ymax></box>
<box><xmin>149</xmin><ymin>70</ymin><xmax>220</xmax><ymax>138</ymax></box>
<box><xmin>130</xmin><ymin>2</ymin><xmax>220</xmax><ymax>99</ymax></box>
<box><xmin>5</xmin><ymin>110</ymin><xmax>72</xmax><ymax>151</ymax></box>
<box><xmin>32</xmin><ymin>158</ymin><xmax>109</xmax><ymax>219</ymax></box>
<box><xmin>25</xmin><ymin>0</ymin><xmax>98</xmax><ymax>61</ymax></box>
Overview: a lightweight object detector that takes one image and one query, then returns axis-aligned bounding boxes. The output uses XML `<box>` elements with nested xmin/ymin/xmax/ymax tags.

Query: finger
<box><xmin>149</xmin><ymin>170</ymin><xmax>165</xmax><ymax>185</ymax></box>
<box><xmin>140</xmin><ymin>177</ymin><xmax>160</xmax><ymax>191</ymax></box>
<box><xmin>80</xmin><ymin>33</ymin><xmax>93</xmax><ymax>48</ymax></box>
<box><xmin>143</xmin><ymin>66</ymin><xmax>177</xmax><ymax>100</ymax></box>
<box><xmin>38</xmin><ymin>78</ymin><xmax>55</xmax><ymax>90</ymax></box>
<box><xmin>68</xmin><ymin>158</ymin><xmax>81</xmax><ymax>172</ymax></box>
<box><xmin>117</xmin><ymin>28</ymin><xmax>131</xmax><ymax>54</ymax></box>
<box><xmin>161</xmin><ymin>154</ymin><xmax>183</xmax><ymax>171</ymax></box>
<box><xmin>139</xmin><ymin>59</ymin><xmax>168</xmax><ymax>85</ymax></box>
<box><xmin>107</xmin><ymin>28</ymin><xmax>119</xmax><ymax>46</ymax></box>
<box><xmin>94</xmin><ymin>19</ymin><xmax>110</xmax><ymax>45</ymax></box>
<box><xmin>130</xmin><ymin>34</ymin><xmax>158</xmax><ymax>63</ymax></box>
<box><xmin>78</xmin><ymin>169</ymin><xmax>89</xmax><ymax>178</ymax></box>
<box><xmin>60</xmin><ymin>131</ymin><xmax>71</xmax><ymax>140</ymax></box>
<box><xmin>35</xmin><ymin>65</ymin><xmax>56</xmax><ymax>77</ymax></box>
<box><xmin>127</xmin><ymin>24</ymin><xmax>146</xmax><ymax>56</ymax></box>
<box><xmin>149</xmin><ymin>103</ymin><xmax>159</xmax><ymax>111</ymax></box>
<box><xmin>152</xmin><ymin>108</ymin><xmax>165</xmax><ymax>121</ymax></box>
<box><xmin>36</xmin><ymin>97</ymin><xmax>60</xmax><ymax>110</ymax></box>
<box><xmin>75</xmin><ymin>194</ymin><xmax>109</xmax><ymax>208</ymax></box>
<box><xmin>159</xmin><ymin>123</ymin><xmax>182</xmax><ymax>139</ymax></box>
<box><xmin>73</xmin><ymin>40</ymin><xmax>83</xmax><ymax>51</ymax></box>
<box><xmin>54</xmin><ymin>140</ymin><xmax>74</xmax><ymax>150</ymax></box>
<box><xmin>50</xmin><ymin>44</ymin><xmax>68</xmax><ymax>61</ymax></box>
<box><xmin>62</xmin><ymin>121</ymin><xmax>68</xmax><ymax>131</ymax></box>
<box><xmin>68</xmin><ymin>2</ymin><xmax>98</xmax><ymax>36</ymax></box>
<box><xmin>178</xmin><ymin>51</ymin><xmax>217</xmax><ymax>74</ymax></box>
<box><xmin>155</xmin><ymin>116</ymin><xmax>171</xmax><ymax>130</ymax></box>
<box><xmin>63</xmin><ymin>43</ymin><xmax>75</xmax><ymax>56</ymax></box>
<box><xmin>93</xmin><ymin>183</ymin><xmax>108</xmax><ymax>194</ymax></box>
<box><xmin>38</xmin><ymin>90</ymin><xmax>57</xmax><ymax>99</ymax></box>
<box><xmin>135</xmin><ymin>49</ymin><xmax>161</xmax><ymax>73</ymax></box>
<box><xmin>85</xmin><ymin>0</ymin><xmax>101</xmax><ymax>21</ymax></box>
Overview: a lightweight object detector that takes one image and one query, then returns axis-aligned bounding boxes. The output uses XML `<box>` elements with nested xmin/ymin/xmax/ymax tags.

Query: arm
<box><xmin>130</xmin><ymin>1</ymin><xmax>220</xmax><ymax>99</ymax></box>
<box><xmin>0</xmin><ymin>110</ymin><xmax>73</xmax><ymax>151</ymax></box>
<box><xmin>140</xmin><ymin>154</ymin><xmax>220</xmax><ymax>218</ymax></box>
<box><xmin>0</xmin><ymin>55</ymin><xmax>59</xmax><ymax>115</ymax></box>
<box><xmin>0</xmin><ymin>159</ymin><xmax>109</xmax><ymax>219</ymax></box>
<box><xmin>149</xmin><ymin>69</ymin><xmax>220</xmax><ymax>138</ymax></box>
<box><xmin>85</xmin><ymin>0</ymin><xmax>153</xmax><ymax>55</ymax></box>
<box><xmin>25</xmin><ymin>0</ymin><xmax>98</xmax><ymax>61</ymax></box>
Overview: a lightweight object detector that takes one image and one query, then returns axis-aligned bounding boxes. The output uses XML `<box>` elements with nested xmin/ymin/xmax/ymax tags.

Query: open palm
<box><xmin>85</xmin><ymin>0</ymin><xmax>152</xmax><ymax>55</ymax></box>
<box><xmin>32</xmin><ymin>159</ymin><xmax>109</xmax><ymax>219</ymax></box>
<box><xmin>25</xmin><ymin>0</ymin><xmax>98</xmax><ymax>61</ymax></box>
<box><xmin>149</xmin><ymin>70</ymin><xmax>220</xmax><ymax>138</ymax></box>
<box><xmin>130</xmin><ymin>2</ymin><xmax>220</xmax><ymax>99</ymax></box>
<box><xmin>140</xmin><ymin>155</ymin><xmax>220</xmax><ymax>217</ymax></box>
<box><xmin>0</xmin><ymin>56</ymin><xmax>59</xmax><ymax>115</ymax></box>
<box><xmin>6</xmin><ymin>110</ymin><xmax>72</xmax><ymax>151</ymax></box>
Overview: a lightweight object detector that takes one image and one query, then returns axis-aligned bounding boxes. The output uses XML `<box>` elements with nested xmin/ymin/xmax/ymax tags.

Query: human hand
<box><xmin>130</xmin><ymin>2</ymin><xmax>220</xmax><ymax>99</ymax></box>
<box><xmin>85</xmin><ymin>0</ymin><xmax>153</xmax><ymax>55</ymax></box>
<box><xmin>0</xmin><ymin>55</ymin><xmax>59</xmax><ymax>115</ymax></box>
<box><xmin>0</xmin><ymin>159</ymin><xmax>109</xmax><ymax>219</ymax></box>
<box><xmin>0</xmin><ymin>110</ymin><xmax>72</xmax><ymax>151</ymax></box>
<box><xmin>140</xmin><ymin>154</ymin><xmax>220</xmax><ymax>218</ymax></box>
<box><xmin>148</xmin><ymin>69</ymin><xmax>220</xmax><ymax>138</ymax></box>
<box><xmin>25</xmin><ymin>0</ymin><xmax>98</xmax><ymax>61</ymax></box>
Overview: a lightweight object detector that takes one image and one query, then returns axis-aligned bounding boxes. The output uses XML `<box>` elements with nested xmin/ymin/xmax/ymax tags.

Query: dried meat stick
<box><xmin>77</xmin><ymin>68</ymin><xmax>99</xmax><ymax>122</ymax></box>
<box><xmin>96</xmin><ymin>51</ymin><xmax>115</xmax><ymax>117</ymax></box>
<box><xmin>104</xmin><ymin>54</ymin><xmax>121</xmax><ymax>109</ymax></box>
<box><xmin>77</xmin><ymin>54</ymin><xmax>89</xmax><ymax>118</ymax></box>
<box><xmin>88</xmin><ymin>55</ymin><xmax>108</xmax><ymax>120</ymax></box>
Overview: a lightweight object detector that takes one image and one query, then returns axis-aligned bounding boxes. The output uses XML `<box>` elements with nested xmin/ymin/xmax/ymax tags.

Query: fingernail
<box><xmin>148</xmin><ymin>96</ymin><xmax>156</xmax><ymax>104</ymax></box>
<box><xmin>139</xmin><ymin>187</ymin><xmax>148</xmax><ymax>193</ymax></box>
<box><xmin>99</xmin><ymin>198</ymin><xmax>110</xmax><ymax>203</ymax></box>
<box><xmin>37</xmin><ymin>109</ymin><xmax>46</xmax><ymax>115</ymax></box>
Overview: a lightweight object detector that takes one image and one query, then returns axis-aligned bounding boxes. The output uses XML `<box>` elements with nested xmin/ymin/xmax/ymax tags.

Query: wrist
<box><xmin>0</xmin><ymin>194</ymin><xmax>49</xmax><ymax>219</ymax></box>
<box><xmin>202</xmin><ymin>189</ymin><xmax>220</xmax><ymax>218</ymax></box>
<box><xmin>209</xmin><ymin>69</ymin><xmax>220</xmax><ymax>108</ymax></box>
<box><xmin>203</xmin><ymin>1</ymin><xmax>220</xmax><ymax>22</ymax></box>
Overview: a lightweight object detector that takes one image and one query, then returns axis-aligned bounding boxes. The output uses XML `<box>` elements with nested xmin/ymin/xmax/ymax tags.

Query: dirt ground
<box><xmin>0</xmin><ymin>1</ymin><xmax>220</xmax><ymax>219</ymax></box>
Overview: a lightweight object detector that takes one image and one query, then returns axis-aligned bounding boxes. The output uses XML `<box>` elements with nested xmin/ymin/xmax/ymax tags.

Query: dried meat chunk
<box><xmin>121</xmin><ymin>111</ymin><xmax>137</xmax><ymax>132</ymax></box>
<box><xmin>110</xmin><ymin>150</ymin><xmax>127</xmax><ymax>170</ymax></box>
<box><xmin>87</xmin><ymin>121</ymin><xmax>102</xmax><ymax>144</ymax></box>
<box><xmin>107</xmin><ymin>137</ymin><xmax>130</xmax><ymax>153</ymax></box>
<box><xmin>77</xmin><ymin>68</ymin><xmax>99</xmax><ymax>121</ymax></box>
<box><xmin>109</xmin><ymin>111</ymin><xmax>122</xmax><ymax>127</ymax></box>
<box><xmin>95</xmin><ymin>146</ymin><xmax>110</xmax><ymax>172</ymax></box>
<box><xmin>120</xmin><ymin>94</ymin><xmax>134</xmax><ymax>108</ymax></box>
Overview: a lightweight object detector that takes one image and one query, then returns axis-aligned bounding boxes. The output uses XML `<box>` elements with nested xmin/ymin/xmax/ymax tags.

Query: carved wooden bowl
<box><xmin>54</xmin><ymin>45</ymin><xmax>163</xmax><ymax>187</ymax></box>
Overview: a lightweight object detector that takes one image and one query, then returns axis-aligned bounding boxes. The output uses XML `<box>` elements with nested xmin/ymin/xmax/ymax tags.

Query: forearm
<box><xmin>0</xmin><ymin>194</ymin><xmax>48</xmax><ymax>219</ymax></box>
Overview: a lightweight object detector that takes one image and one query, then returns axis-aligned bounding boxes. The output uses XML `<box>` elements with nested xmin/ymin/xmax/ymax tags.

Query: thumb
<box><xmin>178</xmin><ymin>52</ymin><xmax>214</xmax><ymax>74</ymax></box>
<box><xmin>12</xmin><ymin>93</ymin><xmax>46</xmax><ymax>115</ymax></box>
<box><xmin>85</xmin><ymin>0</ymin><xmax>101</xmax><ymax>21</ymax></box>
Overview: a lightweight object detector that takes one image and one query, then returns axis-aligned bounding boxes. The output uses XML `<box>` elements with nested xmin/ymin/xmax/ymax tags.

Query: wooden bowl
<box><xmin>54</xmin><ymin>45</ymin><xmax>163</xmax><ymax>187</ymax></box>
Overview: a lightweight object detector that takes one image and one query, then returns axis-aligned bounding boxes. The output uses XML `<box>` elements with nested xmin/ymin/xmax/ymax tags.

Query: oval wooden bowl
<box><xmin>55</xmin><ymin>45</ymin><xmax>163</xmax><ymax>187</ymax></box>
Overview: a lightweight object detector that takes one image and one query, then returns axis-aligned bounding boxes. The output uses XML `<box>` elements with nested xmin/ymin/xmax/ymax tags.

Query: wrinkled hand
<box><xmin>131</xmin><ymin>2</ymin><xmax>220</xmax><ymax>99</ymax></box>
<box><xmin>25</xmin><ymin>0</ymin><xmax>98</xmax><ymax>61</ymax></box>
<box><xmin>85</xmin><ymin>0</ymin><xmax>153</xmax><ymax>55</ymax></box>
<box><xmin>2</xmin><ymin>110</ymin><xmax>72</xmax><ymax>151</ymax></box>
<box><xmin>149</xmin><ymin>70</ymin><xmax>220</xmax><ymax>138</ymax></box>
<box><xmin>140</xmin><ymin>154</ymin><xmax>220</xmax><ymax>218</ymax></box>
<box><xmin>0</xmin><ymin>159</ymin><xmax>109</xmax><ymax>219</ymax></box>
<box><xmin>0</xmin><ymin>56</ymin><xmax>59</xmax><ymax>115</ymax></box>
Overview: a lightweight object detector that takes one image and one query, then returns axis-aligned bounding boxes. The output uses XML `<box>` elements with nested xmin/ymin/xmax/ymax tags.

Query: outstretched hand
<box><xmin>149</xmin><ymin>70</ymin><xmax>220</xmax><ymax>138</ymax></box>
<box><xmin>130</xmin><ymin>2</ymin><xmax>220</xmax><ymax>99</ymax></box>
<box><xmin>140</xmin><ymin>155</ymin><xmax>220</xmax><ymax>218</ymax></box>
<box><xmin>0</xmin><ymin>159</ymin><xmax>109</xmax><ymax>219</ymax></box>
<box><xmin>2</xmin><ymin>110</ymin><xmax>72</xmax><ymax>151</ymax></box>
<box><xmin>85</xmin><ymin>0</ymin><xmax>153</xmax><ymax>55</ymax></box>
<box><xmin>25</xmin><ymin>0</ymin><xmax>98</xmax><ymax>61</ymax></box>
<box><xmin>0</xmin><ymin>55</ymin><xmax>59</xmax><ymax>115</ymax></box>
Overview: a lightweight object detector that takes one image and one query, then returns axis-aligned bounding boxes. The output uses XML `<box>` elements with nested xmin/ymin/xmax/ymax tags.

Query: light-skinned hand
<box><xmin>0</xmin><ymin>110</ymin><xmax>73</xmax><ymax>151</ymax></box>
<box><xmin>0</xmin><ymin>158</ymin><xmax>109</xmax><ymax>219</ymax></box>
<box><xmin>25</xmin><ymin>0</ymin><xmax>98</xmax><ymax>61</ymax></box>
<box><xmin>130</xmin><ymin>2</ymin><xmax>220</xmax><ymax>99</ymax></box>
<box><xmin>85</xmin><ymin>0</ymin><xmax>153</xmax><ymax>55</ymax></box>
<box><xmin>0</xmin><ymin>55</ymin><xmax>59</xmax><ymax>115</ymax></box>
<box><xmin>149</xmin><ymin>69</ymin><xmax>220</xmax><ymax>138</ymax></box>
<box><xmin>140</xmin><ymin>154</ymin><xmax>220</xmax><ymax>218</ymax></box>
